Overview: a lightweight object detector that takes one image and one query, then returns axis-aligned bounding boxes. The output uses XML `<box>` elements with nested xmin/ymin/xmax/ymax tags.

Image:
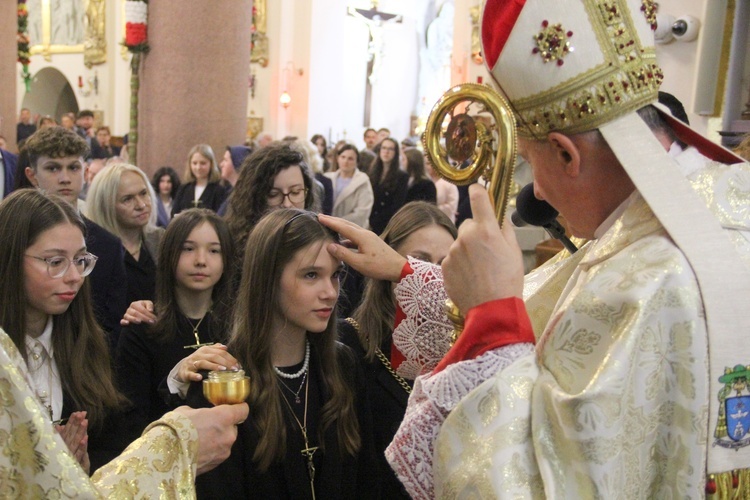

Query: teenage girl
<box><xmin>116</xmin><ymin>208</ymin><xmax>235</xmax><ymax>437</ymax></box>
<box><xmin>171</xmin><ymin>144</ymin><xmax>228</xmax><ymax>216</ymax></box>
<box><xmin>0</xmin><ymin>189</ymin><xmax>129</xmax><ymax>474</ymax></box>
<box><xmin>340</xmin><ymin>201</ymin><xmax>457</xmax><ymax>498</ymax></box>
<box><xmin>183</xmin><ymin>208</ymin><xmax>378</xmax><ymax>499</ymax></box>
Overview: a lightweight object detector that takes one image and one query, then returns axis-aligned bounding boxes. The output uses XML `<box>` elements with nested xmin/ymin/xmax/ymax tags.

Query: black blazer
<box><xmin>83</xmin><ymin>217</ymin><xmax>127</xmax><ymax>349</ymax></box>
<box><xmin>190</xmin><ymin>343</ymin><xmax>379</xmax><ymax>499</ymax></box>
<box><xmin>368</xmin><ymin>170</ymin><xmax>409</xmax><ymax>235</ymax></box>
<box><xmin>172</xmin><ymin>181</ymin><xmax>228</xmax><ymax>216</ymax></box>
<box><xmin>339</xmin><ymin>320</ymin><xmax>412</xmax><ymax>499</ymax></box>
<box><xmin>406</xmin><ymin>178</ymin><xmax>437</xmax><ymax>204</ymax></box>
<box><xmin>116</xmin><ymin>312</ymin><xmax>222</xmax><ymax>438</ymax></box>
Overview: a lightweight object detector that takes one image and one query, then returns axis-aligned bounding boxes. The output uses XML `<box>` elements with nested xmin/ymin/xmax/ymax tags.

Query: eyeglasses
<box><xmin>25</xmin><ymin>253</ymin><xmax>98</xmax><ymax>278</ymax></box>
<box><xmin>267</xmin><ymin>187</ymin><xmax>308</xmax><ymax>207</ymax></box>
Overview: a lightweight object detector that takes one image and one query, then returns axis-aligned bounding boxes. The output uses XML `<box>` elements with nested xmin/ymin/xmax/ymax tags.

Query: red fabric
<box><xmin>482</xmin><ymin>0</ymin><xmax>526</xmax><ymax>70</ymax></box>
<box><xmin>433</xmin><ymin>297</ymin><xmax>535</xmax><ymax>374</ymax></box>
<box><xmin>390</xmin><ymin>260</ymin><xmax>414</xmax><ymax>371</ymax></box>
<box><xmin>657</xmin><ymin>108</ymin><xmax>745</xmax><ymax>165</ymax></box>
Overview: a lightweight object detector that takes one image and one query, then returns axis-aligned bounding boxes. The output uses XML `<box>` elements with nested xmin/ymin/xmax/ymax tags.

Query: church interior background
<box><xmin>2</xmin><ymin>0</ymin><xmax>750</xmax><ymax>177</ymax></box>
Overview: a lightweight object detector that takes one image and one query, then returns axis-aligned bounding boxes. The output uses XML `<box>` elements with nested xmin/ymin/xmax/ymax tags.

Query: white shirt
<box><xmin>24</xmin><ymin>317</ymin><xmax>63</xmax><ymax>421</ymax></box>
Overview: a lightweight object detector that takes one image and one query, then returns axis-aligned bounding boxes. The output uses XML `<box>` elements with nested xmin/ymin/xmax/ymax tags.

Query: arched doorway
<box><xmin>21</xmin><ymin>67</ymin><xmax>78</xmax><ymax>123</ymax></box>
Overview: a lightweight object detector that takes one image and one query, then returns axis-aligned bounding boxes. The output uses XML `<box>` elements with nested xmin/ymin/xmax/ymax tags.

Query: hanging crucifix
<box><xmin>347</xmin><ymin>1</ymin><xmax>402</xmax><ymax>126</ymax></box>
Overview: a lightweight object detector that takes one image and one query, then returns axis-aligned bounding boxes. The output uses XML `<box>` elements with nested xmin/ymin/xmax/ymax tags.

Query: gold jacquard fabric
<box><xmin>0</xmin><ymin>329</ymin><xmax>198</xmax><ymax>499</ymax></box>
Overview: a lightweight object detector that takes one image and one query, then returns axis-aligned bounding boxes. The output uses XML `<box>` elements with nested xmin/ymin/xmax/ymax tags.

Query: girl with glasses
<box><xmin>116</xmin><ymin>209</ymin><xmax>235</xmax><ymax>438</ymax></box>
<box><xmin>189</xmin><ymin>209</ymin><xmax>378</xmax><ymax>499</ymax></box>
<box><xmin>225</xmin><ymin>143</ymin><xmax>315</xmax><ymax>272</ymax></box>
<box><xmin>0</xmin><ymin>189</ymin><xmax>129</xmax><ymax>474</ymax></box>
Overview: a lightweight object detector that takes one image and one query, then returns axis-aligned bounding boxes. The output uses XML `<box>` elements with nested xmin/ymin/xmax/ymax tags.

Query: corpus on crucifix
<box><xmin>348</xmin><ymin>1</ymin><xmax>402</xmax><ymax>126</ymax></box>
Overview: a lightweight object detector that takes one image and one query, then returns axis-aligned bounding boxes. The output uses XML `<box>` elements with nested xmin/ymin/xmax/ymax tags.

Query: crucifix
<box><xmin>348</xmin><ymin>1</ymin><xmax>402</xmax><ymax>126</ymax></box>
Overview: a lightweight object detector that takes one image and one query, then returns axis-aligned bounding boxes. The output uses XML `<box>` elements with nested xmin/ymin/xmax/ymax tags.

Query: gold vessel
<box><xmin>203</xmin><ymin>369</ymin><xmax>251</xmax><ymax>405</ymax></box>
<box><xmin>422</xmin><ymin>82</ymin><xmax>518</xmax><ymax>341</ymax></box>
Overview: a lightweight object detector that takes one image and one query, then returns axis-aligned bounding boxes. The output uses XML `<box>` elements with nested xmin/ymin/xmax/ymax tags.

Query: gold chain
<box><xmin>345</xmin><ymin>318</ymin><xmax>412</xmax><ymax>394</ymax></box>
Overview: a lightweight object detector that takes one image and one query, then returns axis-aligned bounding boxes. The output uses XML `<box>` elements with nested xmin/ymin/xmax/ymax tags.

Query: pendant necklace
<box><xmin>279</xmin><ymin>369</ymin><xmax>308</xmax><ymax>404</ymax></box>
<box><xmin>280</xmin><ymin>367</ymin><xmax>318</xmax><ymax>500</ymax></box>
<box><xmin>183</xmin><ymin>310</ymin><xmax>215</xmax><ymax>349</ymax></box>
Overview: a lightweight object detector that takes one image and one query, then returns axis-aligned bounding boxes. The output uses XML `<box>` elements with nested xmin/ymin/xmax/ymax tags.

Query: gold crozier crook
<box><xmin>422</xmin><ymin>83</ymin><xmax>518</xmax><ymax>342</ymax></box>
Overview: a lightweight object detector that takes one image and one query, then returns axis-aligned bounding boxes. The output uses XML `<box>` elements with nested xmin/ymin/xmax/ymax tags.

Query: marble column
<box><xmin>137</xmin><ymin>1</ymin><xmax>253</xmax><ymax>175</ymax></box>
<box><xmin>1</xmin><ymin>1</ymin><xmax>18</xmax><ymax>148</ymax></box>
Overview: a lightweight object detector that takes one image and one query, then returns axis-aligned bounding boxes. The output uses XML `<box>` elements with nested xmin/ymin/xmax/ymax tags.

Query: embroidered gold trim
<box><xmin>513</xmin><ymin>0</ymin><xmax>661</xmax><ymax>137</ymax></box>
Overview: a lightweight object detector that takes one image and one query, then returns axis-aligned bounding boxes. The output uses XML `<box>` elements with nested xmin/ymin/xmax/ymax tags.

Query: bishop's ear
<box><xmin>547</xmin><ymin>132</ymin><xmax>580</xmax><ymax>177</ymax></box>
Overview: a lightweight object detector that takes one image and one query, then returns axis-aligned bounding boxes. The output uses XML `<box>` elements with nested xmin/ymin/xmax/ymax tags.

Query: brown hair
<box><xmin>225</xmin><ymin>143</ymin><xmax>315</xmax><ymax>265</ymax></box>
<box><xmin>353</xmin><ymin>201</ymin><xmax>457</xmax><ymax>361</ymax></box>
<box><xmin>150</xmin><ymin>209</ymin><xmax>234</xmax><ymax>344</ymax></box>
<box><xmin>23</xmin><ymin>126</ymin><xmax>89</xmax><ymax>169</ymax></box>
<box><xmin>228</xmin><ymin>209</ymin><xmax>359</xmax><ymax>471</ymax></box>
<box><xmin>0</xmin><ymin>189</ymin><xmax>126</xmax><ymax>428</ymax></box>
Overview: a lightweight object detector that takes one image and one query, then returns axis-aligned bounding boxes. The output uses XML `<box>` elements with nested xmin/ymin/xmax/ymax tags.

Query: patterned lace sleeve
<box><xmin>385</xmin><ymin>342</ymin><xmax>535</xmax><ymax>500</ymax></box>
<box><xmin>92</xmin><ymin>411</ymin><xmax>198</xmax><ymax>497</ymax></box>
<box><xmin>392</xmin><ymin>257</ymin><xmax>453</xmax><ymax>380</ymax></box>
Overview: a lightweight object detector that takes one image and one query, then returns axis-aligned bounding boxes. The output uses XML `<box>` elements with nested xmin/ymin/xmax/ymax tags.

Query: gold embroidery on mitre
<box><xmin>512</xmin><ymin>0</ymin><xmax>662</xmax><ymax>137</ymax></box>
<box><xmin>533</xmin><ymin>20</ymin><xmax>574</xmax><ymax>66</ymax></box>
<box><xmin>640</xmin><ymin>0</ymin><xmax>658</xmax><ymax>30</ymax></box>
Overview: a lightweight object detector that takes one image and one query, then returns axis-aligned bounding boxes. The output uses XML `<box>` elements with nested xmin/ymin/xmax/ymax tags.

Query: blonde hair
<box><xmin>185</xmin><ymin>144</ymin><xmax>221</xmax><ymax>184</ymax></box>
<box><xmin>85</xmin><ymin>163</ymin><xmax>159</xmax><ymax>239</ymax></box>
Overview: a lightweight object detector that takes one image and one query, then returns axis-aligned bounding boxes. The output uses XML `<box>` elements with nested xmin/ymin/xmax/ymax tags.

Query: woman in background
<box><xmin>86</xmin><ymin>163</ymin><xmax>164</xmax><ymax>304</ymax></box>
<box><xmin>325</xmin><ymin>144</ymin><xmax>373</xmax><ymax>228</ymax></box>
<box><xmin>368</xmin><ymin>138</ymin><xmax>409</xmax><ymax>234</ymax></box>
<box><xmin>151</xmin><ymin>166</ymin><xmax>180</xmax><ymax>228</ymax></box>
<box><xmin>403</xmin><ymin>148</ymin><xmax>437</xmax><ymax>203</ymax></box>
<box><xmin>171</xmin><ymin>144</ymin><xmax>228</xmax><ymax>215</ymax></box>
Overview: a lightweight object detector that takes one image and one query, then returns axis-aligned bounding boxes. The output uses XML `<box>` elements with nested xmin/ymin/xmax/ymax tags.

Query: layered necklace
<box><xmin>276</xmin><ymin>340</ymin><xmax>317</xmax><ymax>499</ymax></box>
<box><xmin>183</xmin><ymin>310</ymin><xmax>215</xmax><ymax>349</ymax></box>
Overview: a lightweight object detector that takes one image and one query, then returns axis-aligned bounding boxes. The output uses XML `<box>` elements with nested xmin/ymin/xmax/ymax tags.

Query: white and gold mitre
<box><xmin>481</xmin><ymin>0</ymin><xmax>661</xmax><ymax>137</ymax></box>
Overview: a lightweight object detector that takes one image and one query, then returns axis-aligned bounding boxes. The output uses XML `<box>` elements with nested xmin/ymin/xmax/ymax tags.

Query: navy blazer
<box><xmin>1</xmin><ymin>149</ymin><xmax>17</xmax><ymax>198</ymax></box>
<box><xmin>83</xmin><ymin>217</ymin><xmax>128</xmax><ymax>349</ymax></box>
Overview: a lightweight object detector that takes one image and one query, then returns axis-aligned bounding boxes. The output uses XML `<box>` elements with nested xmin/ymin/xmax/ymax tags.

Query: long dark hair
<box><xmin>369</xmin><ymin>137</ymin><xmax>401</xmax><ymax>189</ymax></box>
<box><xmin>151</xmin><ymin>166</ymin><xmax>181</xmax><ymax>199</ymax></box>
<box><xmin>0</xmin><ymin>189</ymin><xmax>126</xmax><ymax>428</ymax></box>
<box><xmin>353</xmin><ymin>201</ymin><xmax>457</xmax><ymax>361</ymax></box>
<box><xmin>228</xmin><ymin>208</ymin><xmax>360</xmax><ymax>471</ymax></box>
<box><xmin>150</xmin><ymin>209</ymin><xmax>234</xmax><ymax>343</ymax></box>
<box><xmin>404</xmin><ymin>148</ymin><xmax>429</xmax><ymax>182</ymax></box>
<box><xmin>225</xmin><ymin>143</ymin><xmax>315</xmax><ymax>262</ymax></box>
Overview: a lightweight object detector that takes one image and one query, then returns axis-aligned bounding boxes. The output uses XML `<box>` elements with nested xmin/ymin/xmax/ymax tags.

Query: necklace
<box><xmin>279</xmin><ymin>369</ymin><xmax>308</xmax><ymax>404</ymax></box>
<box><xmin>273</xmin><ymin>340</ymin><xmax>310</xmax><ymax>379</ymax></box>
<box><xmin>126</xmin><ymin>238</ymin><xmax>142</xmax><ymax>259</ymax></box>
<box><xmin>183</xmin><ymin>311</ymin><xmax>215</xmax><ymax>349</ymax></box>
<box><xmin>279</xmin><ymin>372</ymin><xmax>318</xmax><ymax>500</ymax></box>
<box><xmin>345</xmin><ymin>318</ymin><xmax>412</xmax><ymax>394</ymax></box>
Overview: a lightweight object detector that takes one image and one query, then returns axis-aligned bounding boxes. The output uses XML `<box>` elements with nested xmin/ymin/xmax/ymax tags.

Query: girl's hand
<box><xmin>176</xmin><ymin>344</ymin><xmax>240</xmax><ymax>383</ymax></box>
<box><xmin>120</xmin><ymin>300</ymin><xmax>156</xmax><ymax>326</ymax></box>
<box><xmin>55</xmin><ymin>411</ymin><xmax>91</xmax><ymax>474</ymax></box>
<box><xmin>318</xmin><ymin>214</ymin><xmax>406</xmax><ymax>282</ymax></box>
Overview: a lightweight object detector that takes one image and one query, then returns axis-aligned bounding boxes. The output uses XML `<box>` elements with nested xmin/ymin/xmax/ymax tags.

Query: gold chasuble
<box><xmin>0</xmin><ymin>329</ymin><xmax>199</xmax><ymax>498</ymax></box>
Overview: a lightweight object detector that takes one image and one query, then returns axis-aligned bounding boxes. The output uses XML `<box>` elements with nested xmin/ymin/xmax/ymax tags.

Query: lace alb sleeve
<box><xmin>385</xmin><ymin>342</ymin><xmax>535</xmax><ymax>499</ymax></box>
<box><xmin>392</xmin><ymin>257</ymin><xmax>453</xmax><ymax>380</ymax></box>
